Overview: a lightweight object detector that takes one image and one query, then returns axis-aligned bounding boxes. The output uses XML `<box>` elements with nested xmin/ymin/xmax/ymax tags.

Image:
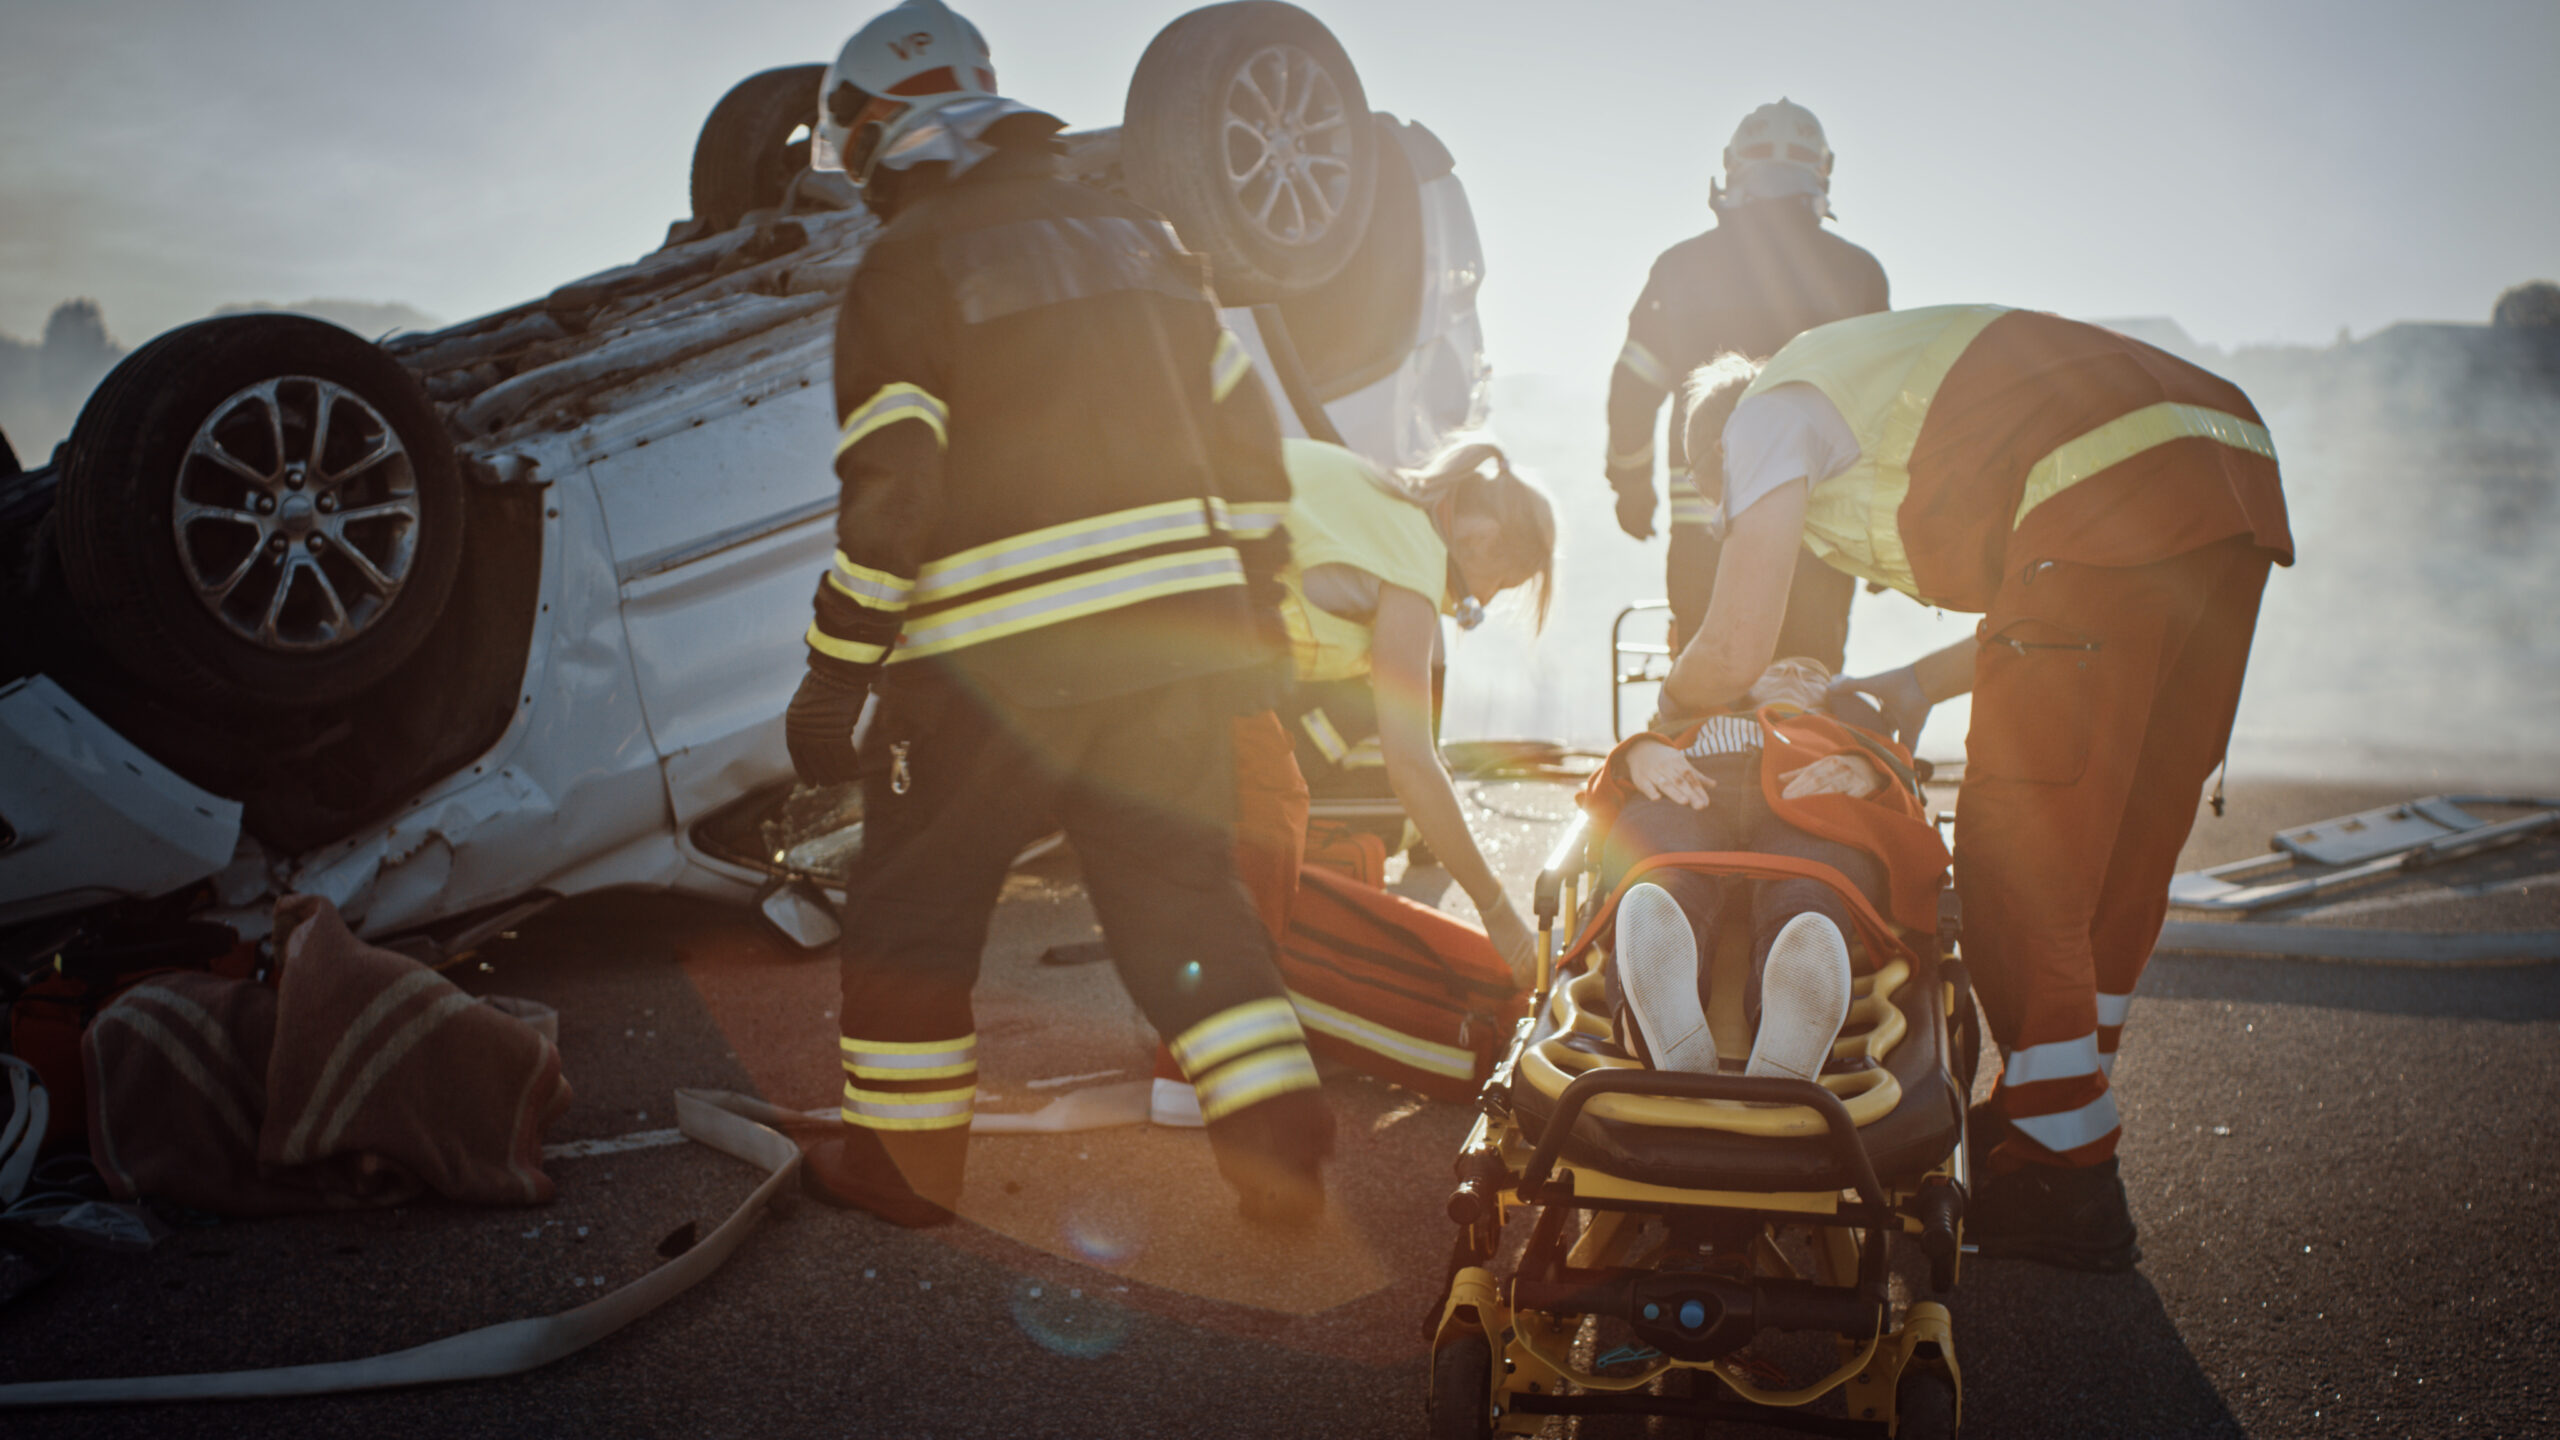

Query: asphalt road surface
<box><xmin>4</xmin><ymin>771</ymin><xmax>2555</xmax><ymax>1438</ymax></box>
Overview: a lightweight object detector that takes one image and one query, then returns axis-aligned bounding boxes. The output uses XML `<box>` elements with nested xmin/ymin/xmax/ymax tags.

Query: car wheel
<box><xmin>1122</xmin><ymin>2</ymin><xmax>1378</xmax><ymax>303</ymax></box>
<box><xmin>53</xmin><ymin>313</ymin><xmax>465</xmax><ymax>711</ymax></box>
<box><xmin>690</xmin><ymin>64</ymin><xmax>827</xmax><ymax>234</ymax></box>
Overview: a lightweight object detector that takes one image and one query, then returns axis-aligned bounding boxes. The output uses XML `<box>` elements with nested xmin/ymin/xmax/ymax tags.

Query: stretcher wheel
<box><xmin>1425</xmin><ymin>1333</ymin><xmax>1494</xmax><ymax>1440</ymax></box>
<box><xmin>1894</xmin><ymin>1369</ymin><xmax>1959</xmax><ymax>1439</ymax></box>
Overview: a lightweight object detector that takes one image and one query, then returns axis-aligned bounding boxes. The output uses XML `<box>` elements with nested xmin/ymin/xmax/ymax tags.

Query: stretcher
<box><xmin>1426</xmin><ymin>812</ymin><xmax>1979</xmax><ymax>1438</ymax></box>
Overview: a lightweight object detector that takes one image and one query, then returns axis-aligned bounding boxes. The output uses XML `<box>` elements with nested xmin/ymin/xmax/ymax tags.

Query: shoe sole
<box><xmin>1747</xmin><ymin>912</ymin><xmax>1852</xmax><ymax>1082</ymax></box>
<box><xmin>1615</xmin><ymin>883</ymin><xmax>1718</xmax><ymax>1071</ymax></box>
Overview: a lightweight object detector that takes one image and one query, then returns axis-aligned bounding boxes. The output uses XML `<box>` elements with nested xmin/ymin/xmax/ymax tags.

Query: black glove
<box><xmin>784</xmin><ymin>668</ymin><xmax>869</xmax><ymax>787</ymax></box>
<box><xmin>1828</xmin><ymin>667</ymin><xmax>1933</xmax><ymax>751</ymax></box>
<box><xmin>1614</xmin><ymin>482</ymin><xmax>1657</xmax><ymax>541</ymax></box>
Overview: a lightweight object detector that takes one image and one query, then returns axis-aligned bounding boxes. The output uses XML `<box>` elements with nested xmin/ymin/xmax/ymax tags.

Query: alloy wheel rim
<box><xmin>171</xmin><ymin>376</ymin><xmax>421</xmax><ymax>653</ymax></box>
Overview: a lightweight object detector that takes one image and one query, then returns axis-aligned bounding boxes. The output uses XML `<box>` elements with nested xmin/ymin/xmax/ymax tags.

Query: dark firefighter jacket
<box><xmin>807</xmin><ymin>141</ymin><xmax>1292</xmax><ymax>709</ymax></box>
<box><xmin>1605</xmin><ymin>200</ymin><xmax>1890</xmax><ymax>512</ymax></box>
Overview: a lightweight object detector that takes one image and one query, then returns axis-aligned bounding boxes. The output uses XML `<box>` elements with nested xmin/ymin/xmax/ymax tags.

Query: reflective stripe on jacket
<box><xmin>1743</xmin><ymin>306</ymin><xmax>2293</xmax><ymax>610</ymax></box>
<box><xmin>808</xmin><ymin>141</ymin><xmax>1292</xmax><ymax>707</ymax></box>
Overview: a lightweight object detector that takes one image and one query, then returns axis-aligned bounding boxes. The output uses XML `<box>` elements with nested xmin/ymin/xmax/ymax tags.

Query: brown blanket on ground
<box><xmin>84</xmin><ymin>895</ymin><xmax>572</xmax><ymax>1216</ymax></box>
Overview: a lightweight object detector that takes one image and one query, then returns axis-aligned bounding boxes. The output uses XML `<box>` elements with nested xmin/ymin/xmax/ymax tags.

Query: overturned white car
<box><xmin>0</xmin><ymin>2</ymin><xmax>1487</xmax><ymax>962</ymax></box>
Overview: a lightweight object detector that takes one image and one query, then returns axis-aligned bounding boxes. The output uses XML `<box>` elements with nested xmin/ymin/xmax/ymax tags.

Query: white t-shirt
<box><xmin>1717</xmin><ymin>382</ymin><xmax>1862</xmax><ymax>528</ymax></box>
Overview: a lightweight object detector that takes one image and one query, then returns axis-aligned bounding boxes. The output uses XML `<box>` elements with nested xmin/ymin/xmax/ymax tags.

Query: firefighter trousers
<box><xmin>1955</xmin><ymin>535</ymin><xmax>2272</xmax><ymax>1168</ymax></box>
<box><xmin>833</xmin><ymin>667</ymin><xmax>1323</xmax><ymax>1180</ymax></box>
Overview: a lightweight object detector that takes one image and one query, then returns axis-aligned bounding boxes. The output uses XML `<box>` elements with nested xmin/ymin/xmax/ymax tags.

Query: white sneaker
<box><xmin>1747</xmin><ymin>912</ymin><xmax>1853</xmax><ymax>1082</ymax></box>
<box><xmin>1149</xmin><ymin>1075</ymin><xmax>1205</xmax><ymax>1128</ymax></box>
<box><xmin>1615</xmin><ymin>882</ymin><xmax>1718</xmax><ymax>1072</ymax></box>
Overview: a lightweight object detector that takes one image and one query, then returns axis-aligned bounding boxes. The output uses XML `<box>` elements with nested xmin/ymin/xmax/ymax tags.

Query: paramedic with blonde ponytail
<box><xmin>1153</xmin><ymin>436</ymin><xmax>1558</xmax><ymax>1126</ymax></box>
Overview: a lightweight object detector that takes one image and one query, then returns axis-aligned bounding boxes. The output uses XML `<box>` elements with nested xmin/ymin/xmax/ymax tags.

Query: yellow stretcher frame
<box><xmin>1426</xmin><ymin>811</ymin><xmax>1973</xmax><ymax>1438</ymax></box>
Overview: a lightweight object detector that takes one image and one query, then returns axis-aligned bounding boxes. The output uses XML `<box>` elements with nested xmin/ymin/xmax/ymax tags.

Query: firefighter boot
<box><xmin>800</xmin><ymin>1123</ymin><xmax>967</xmax><ymax>1229</ymax></box>
<box><xmin>1965</xmin><ymin>1154</ymin><xmax>2141</xmax><ymax>1273</ymax></box>
<box><xmin>1205</xmin><ymin>1087</ymin><xmax>1334</xmax><ymax>1229</ymax></box>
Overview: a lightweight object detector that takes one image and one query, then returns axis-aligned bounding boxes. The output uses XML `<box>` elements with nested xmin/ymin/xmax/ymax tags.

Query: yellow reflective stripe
<box><xmin>917</xmin><ymin>498</ymin><xmax>1213</xmax><ymax>602</ymax></box>
<box><xmin>836</xmin><ymin>382</ymin><xmax>949</xmax><ymax>456</ymax></box>
<box><xmin>1219</xmin><ymin>499</ymin><xmax>1289</xmax><ymax>539</ymax></box>
<box><xmin>1170</xmin><ymin>996</ymin><xmax>1305</xmax><ymax>1077</ymax></box>
<box><xmin>1608</xmin><ymin>442</ymin><xmax>1653</xmax><ymax>471</ymax></box>
<box><xmin>805</xmin><ymin>624</ymin><xmax>888</xmax><ymax>666</ymax></box>
<box><xmin>827</xmin><ymin>552</ymin><xmax>914</xmax><ymax>611</ymax></box>
<box><xmin>842</xmin><ymin>1034</ymin><xmax>978</xmax><ymax>1078</ymax></box>
<box><xmin>1667</xmin><ymin>471</ymin><xmax>1703</xmax><ymax>499</ymax></box>
<box><xmin>1286</xmin><ymin>989</ymin><xmax>1474</xmax><ymax>1080</ymax></box>
<box><xmin>1617</xmin><ymin>340</ymin><xmax>1672</xmax><ymax>391</ymax></box>
<box><xmin>1298</xmin><ymin>708</ymin><xmax>1351</xmax><ymax>765</ymax></box>
<box><xmin>841</xmin><ymin>1081</ymin><xmax>976</xmax><ymax>1131</ymax></box>
<box><xmin>1668</xmin><ymin>494</ymin><xmax>1719</xmax><ymax>530</ymax></box>
<box><xmin>1211</xmin><ymin>330</ymin><xmax>1255</xmax><ymax>402</ymax></box>
<box><xmin>1193</xmin><ymin>1044</ymin><xmax>1320</xmax><ymax>1122</ymax></box>
<box><xmin>891</xmin><ymin>550</ymin><xmax>1242</xmax><ymax>662</ymax></box>
<box><xmin>2012</xmin><ymin>402</ymin><xmax>2277</xmax><ymax>528</ymax></box>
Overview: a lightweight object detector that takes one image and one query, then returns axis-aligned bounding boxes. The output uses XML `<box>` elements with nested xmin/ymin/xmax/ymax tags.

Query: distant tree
<box><xmin>2492</xmin><ymin>280</ymin><xmax>2560</xmax><ymax>329</ymax></box>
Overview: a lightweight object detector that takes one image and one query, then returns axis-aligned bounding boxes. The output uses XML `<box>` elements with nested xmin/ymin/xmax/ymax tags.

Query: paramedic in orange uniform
<box><xmin>1662</xmin><ymin>307</ymin><xmax>2291</xmax><ymax>1272</ymax></box>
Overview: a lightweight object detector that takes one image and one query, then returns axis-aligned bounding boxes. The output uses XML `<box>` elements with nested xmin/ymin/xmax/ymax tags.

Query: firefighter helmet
<box><xmin>1716</xmin><ymin>98</ymin><xmax>1836</xmax><ymax>217</ymax></box>
<box><xmin>813</xmin><ymin>0</ymin><xmax>999</xmax><ymax>183</ymax></box>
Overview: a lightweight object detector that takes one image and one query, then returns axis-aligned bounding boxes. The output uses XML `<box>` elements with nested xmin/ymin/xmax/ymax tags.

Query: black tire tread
<box><xmin>690</xmin><ymin>65</ymin><xmax>827</xmax><ymax>234</ymax></box>
<box><xmin>1425</xmin><ymin>1333</ymin><xmax>1494</xmax><ymax>1440</ymax></box>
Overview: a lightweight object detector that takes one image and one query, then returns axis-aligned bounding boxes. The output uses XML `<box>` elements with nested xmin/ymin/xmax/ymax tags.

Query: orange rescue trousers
<box><xmin>1956</xmin><ymin>536</ymin><xmax>2273</xmax><ymax>1169</ymax></box>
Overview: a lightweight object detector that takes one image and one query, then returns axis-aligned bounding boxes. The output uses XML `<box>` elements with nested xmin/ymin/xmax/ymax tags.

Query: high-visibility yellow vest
<box><xmin>1743</xmin><ymin>305</ymin><xmax>2283</xmax><ymax>609</ymax></box>
<box><xmin>1277</xmin><ymin>439</ymin><xmax>1448</xmax><ymax>684</ymax></box>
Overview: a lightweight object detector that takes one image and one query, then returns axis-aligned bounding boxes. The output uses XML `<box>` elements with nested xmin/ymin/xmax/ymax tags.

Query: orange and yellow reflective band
<box><xmin>1607</xmin><ymin>442</ymin><xmax>1654</xmax><ymax>473</ymax></box>
<box><xmin>1170</xmin><ymin>996</ymin><xmax>1306</xmax><ymax>1077</ymax></box>
<box><xmin>1191</xmin><ymin>1043</ymin><xmax>1321</xmax><ymax>1123</ymax></box>
<box><xmin>840</xmin><ymin>1033</ymin><xmax>978</xmax><ymax>1082</ymax></box>
<box><xmin>826</xmin><ymin>551</ymin><xmax>916</xmax><ymax>612</ymax></box>
<box><xmin>1212</xmin><ymin>497</ymin><xmax>1289</xmax><ymax>540</ymax></box>
<box><xmin>1616</xmin><ymin>340</ymin><xmax>1673</xmax><ymax>392</ymax></box>
<box><xmin>2012</xmin><ymin>403</ymin><xmax>2277</xmax><ymax>528</ymax></box>
<box><xmin>841</xmin><ymin>1082</ymin><xmax>976</xmax><ymax>1132</ymax></box>
<box><xmin>916</xmin><ymin>499</ymin><xmax>1217</xmax><ymax>604</ymax></box>
<box><xmin>804</xmin><ymin>624</ymin><xmax>888</xmax><ymax>666</ymax></box>
<box><xmin>1285</xmin><ymin>990</ymin><xmax>1473</xmax><ymax>1080</ymax></box>
<box><xmin>1211</xmin><ymin>330</ymin><xmax>1256</xmax><ymax>403</ymax></box>
<box><xmin>891</xmin><ymin>549</ymin><xmax>1242</xmax><ymax>662</ymax></box>
<box><xmin>836</xmin><ymin>383</ymin><xmax>949</xmax><ymax>457</ymax></box>
<box><xmin>2006</xmin><ymin>1089</ymin><xmax>2120</xmax><ymax>1155</ymax></box>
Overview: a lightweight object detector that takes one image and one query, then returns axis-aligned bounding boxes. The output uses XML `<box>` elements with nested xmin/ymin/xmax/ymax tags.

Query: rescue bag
<box><xmin>1271</xmin><ymin>866</ymin><xmax>1524</xmax><ymax>1103</ymax></box>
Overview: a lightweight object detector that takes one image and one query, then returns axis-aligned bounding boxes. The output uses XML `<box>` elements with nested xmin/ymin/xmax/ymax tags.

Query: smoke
<box><xmin>1446</xmin><ymin>321</ymin><xmax>2560</xmax><ymax>786</ymax></box>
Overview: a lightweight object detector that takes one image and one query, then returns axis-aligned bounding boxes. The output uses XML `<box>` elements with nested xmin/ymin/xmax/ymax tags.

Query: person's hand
<box><xmin>1481</xmin><ymin>897</ymin><xmax>1541</xmax><ymax>991</ymax></box>
<box><xmin>1614</xmin><ymin>482</ymin><xmax>1657</xmax><ymax>541</ymax></box>
<box><xmin>783</xmin><ymin>669</ymin><xmax>869</xmax><ymax>787</ymax></box>
<box><xmin>1625</xmin><ymin>737</ymin><xmax>1716</xmax><ymax>809</ymax></box>
<box><xmin>1829</xmin><ymin>665</ymin><xmax>1932</xmax><ymax>749</ymax></box>
<box><xmin>1781</xmin><ymin>752</ymin><xmax>1883</xmax><ymax>801</ymax></box>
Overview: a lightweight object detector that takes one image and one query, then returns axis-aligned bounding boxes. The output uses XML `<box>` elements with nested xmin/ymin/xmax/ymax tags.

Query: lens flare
<box><xmin>1008</xmin><ymin>1280</ymin><xmax>1132</xmax><ymax>1360</ymax></box>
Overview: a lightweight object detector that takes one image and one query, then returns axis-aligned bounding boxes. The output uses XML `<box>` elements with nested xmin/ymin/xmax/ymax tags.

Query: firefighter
<box><xmin>1605</xmin><ymin>99</ymin><xmax>1888</xmax><ymax>671</ymax></box>
<box><xmin>781</xmin><ymin>0</ymin><xmax>1327</xmax><ymax>1229</ymax></box>
<box><xmin>1666</xmin><ymin>307</ymin><xmax>2293</xmax><ymax>1271</ymax></box>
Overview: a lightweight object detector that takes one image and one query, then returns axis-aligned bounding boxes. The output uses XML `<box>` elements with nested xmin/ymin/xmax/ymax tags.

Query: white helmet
<box><xmin>812</xmin><ymin>0</ymin><xmax>999</xmax><ymax>183</ymax></box>
<box><xmin>1716</xmin><ymin>98</ymin><xmax>1836</xmax><ymax>217</ymax></box>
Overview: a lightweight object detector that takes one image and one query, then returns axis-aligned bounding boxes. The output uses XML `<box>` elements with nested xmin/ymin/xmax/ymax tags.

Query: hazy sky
<box><xmin>4</xmin><ymin>0</ymin><xmax>2554</xmax><ymax>370</ymax></box>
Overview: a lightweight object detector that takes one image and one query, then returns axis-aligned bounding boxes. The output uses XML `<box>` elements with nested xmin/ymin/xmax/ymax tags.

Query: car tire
<box><xmin>1122</xmin><ymin>2</ymin><xmax>1377</xmax><ymax>303</ymax></box>
<box><xmin>690</xmin><ymin>64</ymin><xmax>827</xmax><ymax>234</ymax></box>
<box><xmin>53</xmin><ymin>313</ymin><xmax>465</xmax><ymax>711</ymax></box>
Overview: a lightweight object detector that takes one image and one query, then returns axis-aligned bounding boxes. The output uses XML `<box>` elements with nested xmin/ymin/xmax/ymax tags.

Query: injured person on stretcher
<box><xmin>1585</xmin><ymin>656</ymin><xmax>1950</xmax><ymax>1084</ymax></box>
